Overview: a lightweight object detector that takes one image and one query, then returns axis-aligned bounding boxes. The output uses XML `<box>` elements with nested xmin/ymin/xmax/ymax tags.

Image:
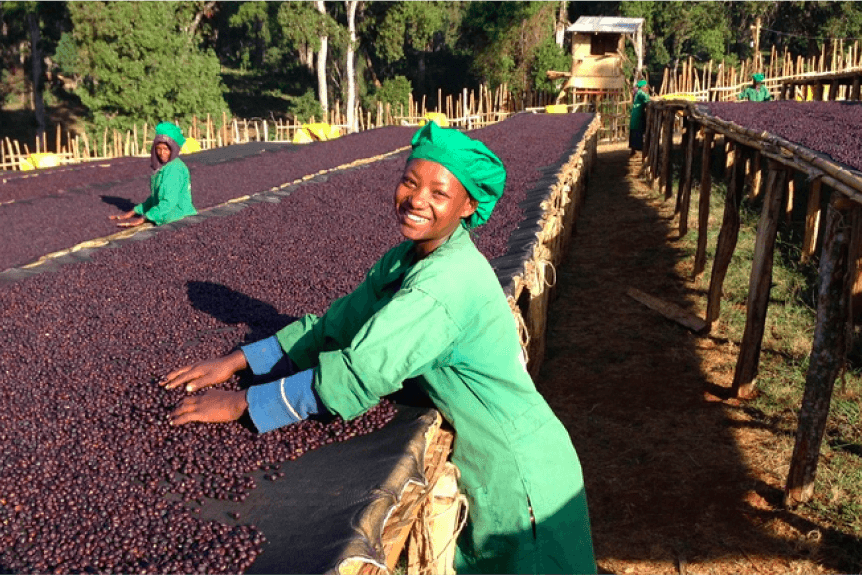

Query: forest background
<box><xmin>2</xmin><ymin>0</ymin><xmax>862</xmax><ymax>143</ymax></box>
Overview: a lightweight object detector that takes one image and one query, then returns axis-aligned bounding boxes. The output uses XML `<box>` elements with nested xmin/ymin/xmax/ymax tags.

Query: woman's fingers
<box><xmin>168</xmin><ymin>390</ymin><xmax>247</xmax><ymax>426</ymax></box>
<box><xmin>161</xmin><ymin>365</ymin><xmax>196</xmax><ymax>389</ymax></box>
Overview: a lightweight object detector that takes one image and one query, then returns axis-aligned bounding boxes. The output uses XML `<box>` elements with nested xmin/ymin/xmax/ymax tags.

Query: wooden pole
<box><xmin>785</xmin><ymin>175</ymin><xmax>796</xmax><ymax>224</ymax></box>
<box><xmin>675</xmin><ymin>117</ymin><xmax>690</xmax><ymax>214</ymax></box>
<box><xmin>678</xmin><ymin>117</ymin><xmax>696</xmax><ymax>237</ymax></box>
<box><xmin>731</xmin><ymin>162</ymin><xmax>788</xmax><ymax>398</ymax></box>
<box><xmin>706</xmin><ymin>143</ymin><xmax>745</xmax><ymax>325</ymax></box>
<box><xmin>660</xmin><ymin>109</ymin><xmax>674</xmax><ymax>199</ymax></box>
<box><xmin>749</xmin><ymin>150</ymin><xmax>763</xmax><ymax>200</ymax></box>
<box><xmin>785</xmin><ymin>201</ymin><xmax>852</xmax><ymax>506</ymax></box>
<box><xmin>801</xmin><ymin>179</ymin><xmax>824</xmax><ymax>263</ymax></box>
<box><xmin>851</xmin><ymin>208</ymin><xmax>862</xmax><ymax>324</ymax></box>
<box><xmin>649</xmin><ymin>107</ymin><xmax>662</xmax><ymax>185</ymax></box>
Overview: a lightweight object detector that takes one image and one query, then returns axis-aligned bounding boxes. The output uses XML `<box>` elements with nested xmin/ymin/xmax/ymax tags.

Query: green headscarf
<box><xmin>752</xmin><ymin>73</ymin><xmax>765</xmax><ymax>83</ymax></box>
<box><xmin>637</xmin><ymin>79</ymin><xmax>648</xmax><ymax>88</ymax></box>
<box><xmin>408</xmin><ymin>121</ymin><xmax>506</xmax><ymax>228</ymax></box>
<box><xmin>155</xmin><ymin>122</ymin><xmax>186</xmax><ymax>148</ymax></box>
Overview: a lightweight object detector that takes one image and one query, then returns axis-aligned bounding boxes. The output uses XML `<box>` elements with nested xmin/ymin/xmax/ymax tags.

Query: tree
<box><xmin>1</xmin><ymin>1</ymin><xmax>69</xmax><ymax>135</ymax></box>
<box><xmin>68</xmin><ymin>1</ymin><xmax>227</xmax><ymax>131</ymax></box>
<box><xmin>458</xmin><ymin>2</ymin><xmax>558</xmax><ymax>95</ymax></box>
<box><xmin>315</xmin><ymin>0</ymin><xmax>329</xmax><ymax>118</ymax></box>
<box><xmin>345</xmin><ymin>0</ymin><xmax>359</xmax><ymax>132</ymax></box>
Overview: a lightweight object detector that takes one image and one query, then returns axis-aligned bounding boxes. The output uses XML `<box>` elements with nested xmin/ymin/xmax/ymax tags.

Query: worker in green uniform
<box><xmin>162</xmin><ymin>121</ymin><xmax>597</xmax><ymax>574</ymax></box>
<box><xmin>629</xmin><ymin>79</ymin><xmax>650</xmax><ymax>157</ymax></box>
<box><xmin>738</xmin><ymin>73</ymin><xmax>773</xmax><ymax>102</ymax></box>
<box><xmin>110</xmin><ymin>122</ymin><xmax>197</xmax><ymax>227</ymax></box>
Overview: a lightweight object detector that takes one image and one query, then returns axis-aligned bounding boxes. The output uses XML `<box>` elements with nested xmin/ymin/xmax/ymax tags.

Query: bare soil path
<box><xmin>537</xmin><ymin>144</ymin><xmax>839</xmax><ymax>575</ymax></box>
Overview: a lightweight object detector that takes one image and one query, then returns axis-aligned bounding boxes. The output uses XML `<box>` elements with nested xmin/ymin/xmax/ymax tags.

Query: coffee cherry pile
<box><xmin>0</xmin><ymin>113</ymin><xmax>594</xmax><ymax>572</ymax></box>
<box><xmin>706</xmin><ymin>101</ymin><xmax>862</xmax><ymax>171</ymax></box>
<box><xmin>0</xmin><ymin>127</ymin><xmax>416</xmax><ymax>271</ymax></box>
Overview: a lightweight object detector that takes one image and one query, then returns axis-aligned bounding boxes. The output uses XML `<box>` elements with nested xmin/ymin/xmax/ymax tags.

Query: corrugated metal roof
<box><xmin>567</xmin><ymin>16</ymin><xmax>644</xmax><ymax>34</ymax></box>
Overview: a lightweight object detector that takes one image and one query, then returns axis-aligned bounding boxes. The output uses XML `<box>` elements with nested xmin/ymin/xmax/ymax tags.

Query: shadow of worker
<box><xmin>186</xmin><ymin>280</ymin><xmax>299</xmax><ymax>380</ymax></box>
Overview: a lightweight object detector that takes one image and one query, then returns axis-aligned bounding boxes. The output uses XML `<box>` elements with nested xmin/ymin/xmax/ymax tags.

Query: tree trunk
<box><xmin>555</xmin><ymin>0</ymin><xmax>566</xmax><ymax>48</ymax></box>
<box><xmin>314</xmin><ymin>0</ymin><xmax>329</xmax><ymax>118</ymax></box>
<box><xmin>345</xmin><ymin>1</ymin><xmax>358</xmax><ymax>133</ymax></box>
<box><xmin>28</xmin><ymin>11</ymin><xmax>46</xmax><ymax>140</ymax></box>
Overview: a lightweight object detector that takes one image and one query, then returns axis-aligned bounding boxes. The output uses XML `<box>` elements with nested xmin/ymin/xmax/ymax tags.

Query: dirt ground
<box><xmin>537</xmin><ymin>143</ymin><xmax>853</xmax><ymax>575</ymax></box>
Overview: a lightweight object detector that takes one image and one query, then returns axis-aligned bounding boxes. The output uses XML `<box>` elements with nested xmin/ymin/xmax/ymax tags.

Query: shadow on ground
<box><xmin>538</xmin><ymin>145</ymin><xmax>860</xmax><ymax>574</ymax></box>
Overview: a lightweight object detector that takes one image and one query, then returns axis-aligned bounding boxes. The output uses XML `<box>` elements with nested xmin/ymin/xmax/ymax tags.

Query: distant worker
<box><xmin>629</xmin><ymin>79</ymin><xmax>650</xmax><ymax>157</ymax></box>
<box><xmin>110</xmin><ymin>122</ymin><xmax>197</xmax><ymax>228</ymax></box>
<box><xmin>738</xmin><ymin>73</ymin><xmax>773</xmax><ymax>102</ymax></box>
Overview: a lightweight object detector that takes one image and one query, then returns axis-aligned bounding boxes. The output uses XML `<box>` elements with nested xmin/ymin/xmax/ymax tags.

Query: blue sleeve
<box><xmin>241</xmin><ymin>335</ymin><xmax>285</xmax><ymax>375</ymax></box>
<box><xmin>246</xmin><ymin>369</ymin><xmax>323</xmax><ymax>434</ymax></box>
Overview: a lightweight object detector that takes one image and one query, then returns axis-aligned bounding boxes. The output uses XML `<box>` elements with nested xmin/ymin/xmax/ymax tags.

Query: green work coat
<box><xmin>629</xmin><ymin>89</ymin><xmax>650</xmax><ymax>130</ymax></box>
<box><xmin>275</xmin><ymin>225</ymin><xmax>596</xmax><ymax>574</ymax></box>
<box><xmin>738</xmin><ymin>85</ymin><xmax>773</xmax><ymax>102</ymax></box>
<box><xmin>134</xmin><ymin>158</ymin><xmax>196</xmax><ymax>225</ymax></box>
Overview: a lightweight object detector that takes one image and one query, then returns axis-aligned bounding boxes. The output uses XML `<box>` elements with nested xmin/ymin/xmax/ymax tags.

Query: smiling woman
<box><xmin>394</xmin><ymin>159</ymin><xmax>477</xmax><ymax>258</ymax></box>
<box><xmin>160</xmin><ymin>121</ymin><xmax>596</xmax><ymax>574</ymax></box>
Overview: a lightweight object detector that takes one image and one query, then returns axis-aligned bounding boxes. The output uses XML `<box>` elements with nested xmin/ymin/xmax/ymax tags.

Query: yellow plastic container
<box><xmin>659</xmin><ymin>92</ymin><xmax>697</xmax><ymax>101</ymax></box>
<box><xmin>292</xmin><ymin>123</ymin><xmax>342</xmax><ymax>144</ymax></box>
<box><xmin>20</xmin><ymin>153</ymin><xmax>61</xmax><ymax>170</ymax></box>
<box><xmin>419</xmin><ymin>112</ymin><xmax>449</xmax><ymax>128</ymax></box>
<box><xmin>544</xmin><ymin>104</ymin><xmax>569</xmax><ymax>114</ymax></box>
<box><xmin>181</xmin><ymin>137</ymin><xmax>202</xmax><ymax>154</ymax></box>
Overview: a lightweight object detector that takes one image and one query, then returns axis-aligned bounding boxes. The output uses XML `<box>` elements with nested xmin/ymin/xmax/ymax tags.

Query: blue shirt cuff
<box><xmin>246</xmin><ymin>369</ymin><xmax>322</xmax><ymax>434</ymax></box>
<box><xmin>241</xmin><ymin>335</ymin><xmax>285</xmax><ymax>375</ymax></box>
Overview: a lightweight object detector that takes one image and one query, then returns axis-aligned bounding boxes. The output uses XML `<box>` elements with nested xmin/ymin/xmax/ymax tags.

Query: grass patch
<box><xmin>667</xmin><ymin>145</ymin><xmax>862</xmax><ymax>563</ymax></box>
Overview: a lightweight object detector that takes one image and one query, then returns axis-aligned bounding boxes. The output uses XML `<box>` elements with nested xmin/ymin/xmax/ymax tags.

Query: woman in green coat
<box><xmin>738</xmin><ymin>73</ymin><xmax>773</xmax><ymax>102</ymax></box>
<box><xmin>162</xmin><ymin>122</ymin><xmax>597</xmax><ymax>574</ymax></box>
<box><xmin>110</xmin><ymin>122</ymin><xmax>197</xmax><ymax>227</ymax></box>
<box><xmin>629</xmin><ymin>79</ymin><xmax>650</xmax><ymax>157</ymax></box>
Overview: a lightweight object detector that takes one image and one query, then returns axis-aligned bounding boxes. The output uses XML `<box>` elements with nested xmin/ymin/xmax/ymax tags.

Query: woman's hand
<box><xmin>169</xmin><ymin>389</ymin><xmax>248</xmax><ymax>426</ymax></box>
<box><xmin>161</xmin><ymin>350</ymin><xmax>249</xmax><ymax>393</ymax></box>
<box><xmin>109</xmin><ymin>210</ymin><xmax>137</xmax><ymax>221</ymax></box>
<box><xmin>116</xmin><ymin>216</ymin><xmax>147</xmax><ymax>228</ymax></box>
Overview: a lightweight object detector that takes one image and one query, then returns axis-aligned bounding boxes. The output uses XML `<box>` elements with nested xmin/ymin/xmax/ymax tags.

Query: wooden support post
<box><xmin>706</xmin><ymin>143</ymin><xmax>745</xmax><ymax>325</ymax></box>
<box><xmin>642</xmin><ymin>106</ymin><xmax>652</xmax><ymax>167</ymax></box>
<box><xmin>813</xmin><ymin>82</ymin><xmax>824</xmax><ymax>101</ymax></box>
<box><xmin>785</xmin><ymin>201</ymin><xmax>852</xmax><ymax>506</ymax></box>
<box><xmin>828</xmin><ymin>81</ymin><xmax>839</xmax><ymax>101</ymax></box>
<box><xmin>678</xmin><ymin>117</ymin><xmax>696</xmax><ymax>237</ymax></box>
<box><xmin>748</xmin><ymin>150</ymin><xmax>763</xmax><ymax>200</ymax></box>
<box><xmin>802</xmin><ymin>179</ymin><xmax>823</xmax><ymax>263</ymax></box>
<box><xmin>675</xmin><ymin>117</ymin><xmax>690</xmax><ymax>214</ymax></box>
<box><xmin>660</xmin><ymin>110</ymin><xmax>674</xmax><ymax>199</ymax></box>
<box><xmin>785</xmin><ymin>175</ymin><xmax>795</xmax><ymax>224</ymax></box>
<box><xmin>851</xmin><ymin>208</ymin><xmax>862</xmax><ymax>324</ymax></box>
<box><xmin>852</xmin><ymin>77</ymin><xmax>861</xmax><ymax>101</ymax></box>
<box><xmin>731</xmin><ymin>162</ymin><xmax>788</xmax><ymax>398</ymax></box>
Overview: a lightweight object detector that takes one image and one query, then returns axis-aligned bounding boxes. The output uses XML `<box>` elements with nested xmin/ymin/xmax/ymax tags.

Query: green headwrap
<box><xmin>408</xmin><ymin>121</ymin><xmax>506</xmax><ymax>228</ymax></box>
<box><xmin>637</xmin><ymin>79</ymin><xmax>648</xmax><ymax>88</ymax></box>
<box><xmin>155</xmin><ymin>122</ymin><xmax>186</xmax><ymax>148</ymax></box>
<box><xmin>752</xmin><ymin>73</ymin><xmax>765</xmax><ymax>83</ymax></box>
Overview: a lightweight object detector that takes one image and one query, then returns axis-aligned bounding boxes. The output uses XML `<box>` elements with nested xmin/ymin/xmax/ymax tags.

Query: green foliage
<box><xmin>531</xmin><ymin>35</ymin><xmax>570</xmax><ymax>93</ymax></box>
<box><xmin>367</xmin><ymin>1</ymin><xmax>461</xmax><ymax>65</ymax></box>
<box><xmin>459</xmin><ymin>1</ymin><xmax>558</xmax><ymax>93</ymax></box>
<box><xmin>53</xmin><ymin>31</ymin><xmax>78</xmax><ymax>75</ymax></box>
<box><xmin>364</xmin><ymin>75</ymin><xmax>412</xmax><ymax>111</ymax></box>
<box><xmin>285</xmin><ymin>89</ymin><xmax>323</xmax><ymax>123</ymax></box>
<box><xmin>69</xmin><ymin>1</ymin><xmax>228</xmax><ymax>132</ymax></box>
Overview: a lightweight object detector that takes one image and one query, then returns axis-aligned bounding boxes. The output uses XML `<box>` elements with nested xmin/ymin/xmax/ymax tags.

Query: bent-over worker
<box><xmin>738</xmin><ymin>73</ymin><xmax>773</xmax><ymax>102</ymax></box>
<box><xmin>162</xmin><ymin>121</ymin><xmax>596</xmax><ymax>574</ymax></box>
<box><xmin>110</xmin><ymin>122</ymin><xmax>197</xmax><ymax>228</ymax></box>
